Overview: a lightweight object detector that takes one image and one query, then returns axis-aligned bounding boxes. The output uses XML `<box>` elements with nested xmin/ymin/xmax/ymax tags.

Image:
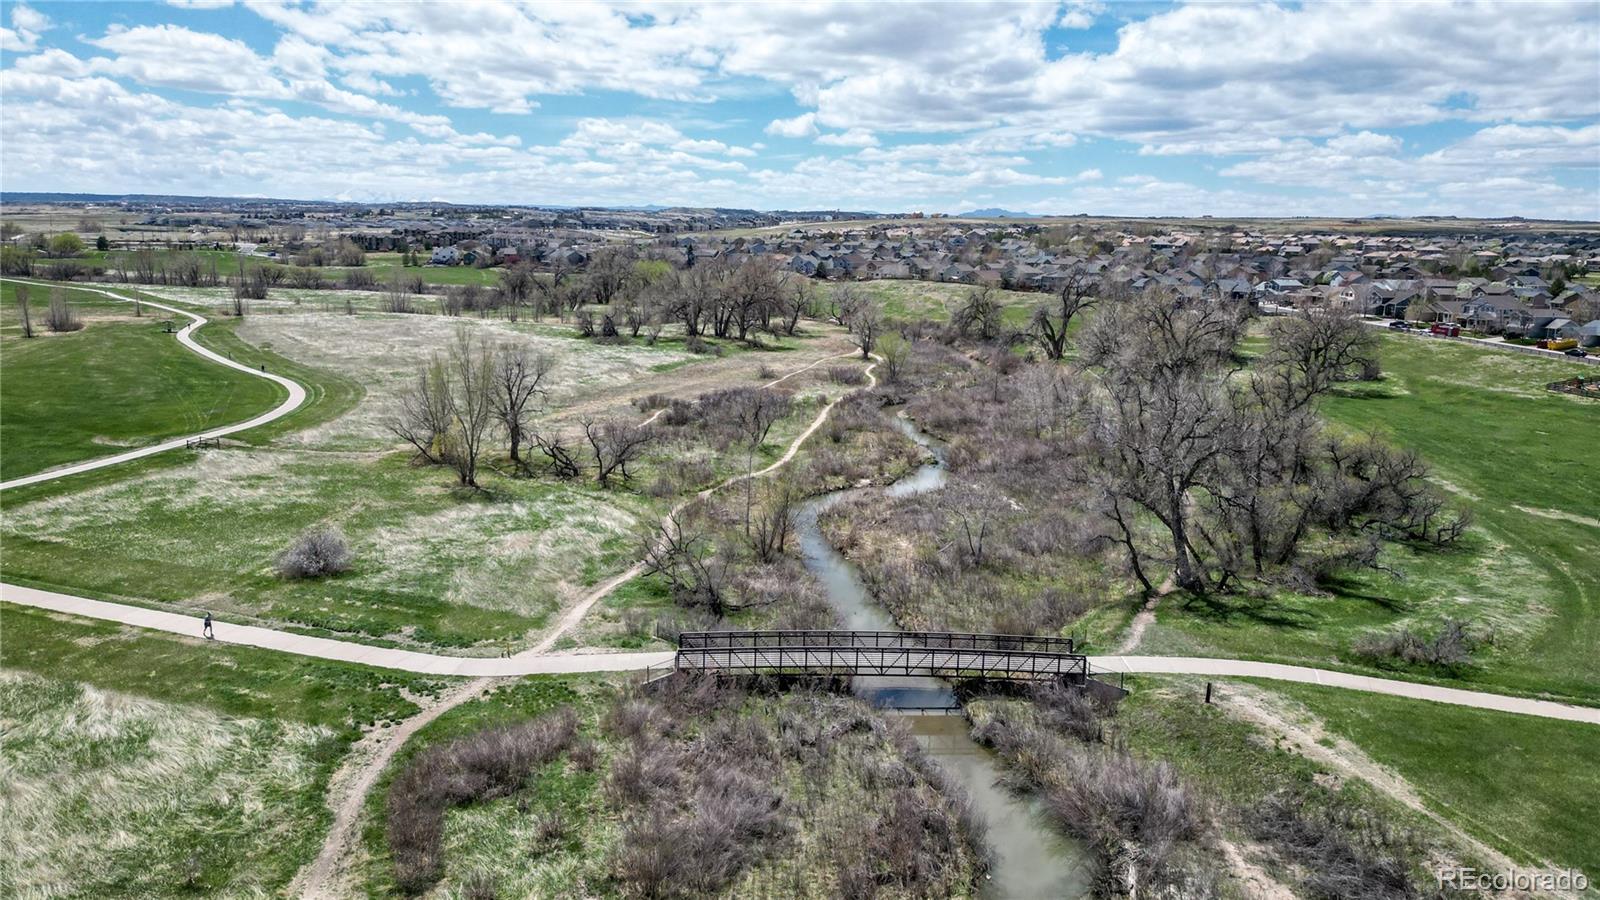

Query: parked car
<box><xmin>1388</xmin><ymin>320</ymin><xmax>1411</xmax><ymax>331</ymax></box>
<box><xmin>1564</xmin><ymin>347</ymin><xmax>1589</xmax><ymax>358</ymax></box>
<box><xmin>1430</xmin><ymin>323</ymin><xmax>1461</xmax><ymax>337</ymax></box>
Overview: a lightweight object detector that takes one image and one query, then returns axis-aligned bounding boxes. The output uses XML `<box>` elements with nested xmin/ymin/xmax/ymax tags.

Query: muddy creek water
<box><xmin>793</xmin><ymin>416</ymin><xmax>1093</xmax><ymax>898</ymax></box>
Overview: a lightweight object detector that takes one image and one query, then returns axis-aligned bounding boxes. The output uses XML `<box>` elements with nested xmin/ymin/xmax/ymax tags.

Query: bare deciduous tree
<box><xmin>490</xmin><ymin>345</ymin><xmax>553</xmax><ymax>472</ymax></box>
<box><xmin>388</xmin><ymin>328</ymin><xmax>499</xmax><ymax>488</ymax></box>
<box><xmin>498</xmin><ymin>262</ymin><xmax>535</xmax><ymax>320</ymax></box>
<box><xmin>381</xmin><ymin>272</ymin><xmax>414</xmax><ymax>314</ymax></box>
<box><xmin>584</xmin><ymin>418</ymin><xmax>656</xmax><ymax>487</ymax></box>
<box><xmin>877</xmin><ymin>332</ymin><xmax>910</xmax><ymax>384</ymax></box>
<box><xmin>953</xmin><ymin>286</ymin><xmax>1003</xmax><ymax>341</ymax></box>
<box><xmin>1259</xmin><ymin>307</ymin><xmax>1378</xmax><ymax>411</ymax></box>
<box><xmin>826</xmin><ymin>284</ymin><xmax>863</xmax><ymax>327</ymax></box>
<box><xmin>848</xmin><ymin>303</ymin><xmax>883</xmax><ymax>360</ymax></box>
<box><xmin>746</xmin><ymin>479</ymin><xmax>799</xmax><ymax>563</ymax></box>
<box><xmin>640</xmin><ymin>510</ymin><xmax>730</xmax><ymax>614</ymax></box>
<box><xmin>587</xmin><ymin>247</ymin><xmax>635</xmax><ymax>307</ymax></box>
<box><xmin>389</xmin><ymin>357</ymin><xmax>453</xmax><ymax>465</ymax></box>
<box><xmin>15</xmin><ymin>284</ymin><xmax>33</xmax><ymax>338</ymax></box>
<box><xmin>533</xmin><ymin>431</ymin><xmax>584</xmax><ymax>478</ymax></box>
<box><xmin>440</xmin><ymin>328</ymin><xmax>497</xmax><ymax>488</ymax></box>
<box><xmin>1031</xmin><ymin>266</ymin><xmax>1098</xmax><ymax>360</ymax></box>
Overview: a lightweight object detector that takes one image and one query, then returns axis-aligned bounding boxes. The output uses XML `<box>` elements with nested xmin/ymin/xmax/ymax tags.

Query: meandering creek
<box><xmin>794</xmin><ymin>415</ymin><xmax>1094</xmax><ymax>898</ymax></box>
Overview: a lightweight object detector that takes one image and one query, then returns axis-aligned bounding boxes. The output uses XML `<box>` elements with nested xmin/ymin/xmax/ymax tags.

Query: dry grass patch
<box><xmin>235</xmin><ymin>312</ymin><xmax>690</xmax><ymax>448</ymax></box>
<box><xmin>0</xmin><ymin>670</ymin><xmax>336</xmax><ymax>897</ymax></box>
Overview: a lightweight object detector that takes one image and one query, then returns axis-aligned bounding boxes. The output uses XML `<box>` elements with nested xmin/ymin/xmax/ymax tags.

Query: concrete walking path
<box><xmin>0</xmin><ymin>279</ymin><xmax>308</xmax><ymax>491</ymax></box>
<box><xmin>1091</xmin><ymin>655</ymin><xmax>1600</xmax><ymax>726</ymax></box>
<box><xmin>3</xmin><ymin>582</ymin><xmax>1595</xmax><ymax>724</ymax></box>
<box><xmin>0</xmin><ymin>583</ymin><xmax>674</xmax><ymax>676</ymax></box>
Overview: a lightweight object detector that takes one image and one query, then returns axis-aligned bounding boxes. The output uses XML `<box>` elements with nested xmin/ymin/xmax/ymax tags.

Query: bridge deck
<box><xmin>678</xmin><ymin>629</ymin><xmax>1075</xmax><ymax>654</ymax></box>
<box><xmin>675</xmin><ymin>631</ymin><xmax>1088</xmax><ymax>682</ymax></box>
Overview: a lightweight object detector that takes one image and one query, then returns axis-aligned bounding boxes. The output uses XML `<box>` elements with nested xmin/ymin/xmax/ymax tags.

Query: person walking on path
<box><xmin>202</xmin><ymin>613</ymin><xmax>214</xmax><ymax>640</ymax></box>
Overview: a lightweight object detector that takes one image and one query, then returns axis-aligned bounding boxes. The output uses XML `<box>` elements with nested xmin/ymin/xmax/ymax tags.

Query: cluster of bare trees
<box><xmin>388</xmin><ymin>328</ymin><xmax>554</xmax><ymax>488</ymax></box>
<box><xmin>490</xmin><ymin>252</ymin><xmax>827</xmax><ymax>347</ymax></box>
<box><xmin>287</xmin><ymin>237</ymin><xmax>366</xmax><ymax>268</ymax></box>
<box><xmin>1072</xmin><ymin>292</ymin><xmax>1466</xmax><ymax>596</ymax></box>
<box><xmin>104</xmin><ymin>249</ymin><xmax>225</xmax><ymax>287</ymax></box>
<box><xmin>641</xmin><ymin>258</ymin><xmax>811</xmax><ymax>344</ymax></box>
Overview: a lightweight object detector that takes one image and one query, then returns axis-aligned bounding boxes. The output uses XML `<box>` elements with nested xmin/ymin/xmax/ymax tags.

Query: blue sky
<box><xmin>3</xmin><ymin>1</ymin><xmax>1597</xmax><ymax>218</ymax></box>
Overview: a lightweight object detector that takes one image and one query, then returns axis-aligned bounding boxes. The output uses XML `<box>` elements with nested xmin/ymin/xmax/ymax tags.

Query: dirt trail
<box><xmin>1218</xmin><ymin>836</ymin><xmax>1296</xmax><ymax>900</ymax></box>
<box><xmin>290</xmin><ymin>677</ymin><xmax>500</xmax><ymax>899</ymax></box>
<box><xmin>1113</xmin><ymin>574</ymin><xmax>1176</xmax><ymax>654</ymax></box>
<box><xmin>1218</xmin><ymin>684</ymin><xmax>1552</xmax><ymax>881</ymax></box>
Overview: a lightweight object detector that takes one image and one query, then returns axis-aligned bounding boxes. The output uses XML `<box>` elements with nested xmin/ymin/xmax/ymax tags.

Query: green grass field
<box><xmin>0</xmin><ymin>282</ymin><xmax>285</xmax><ymax>480</ymax></box>
<box><xmin>855</xmin><ymin>279</ymin><xmax>1042</xmax><ymax>326</ymax></box>
<box><xmin>1093</xmin><ymin>675</ymin><xmax>1599</xmax><ymax>893</ymax></box>
<box><xmin>1140</xmin><ymin>334</ymin><xmax>1599</xmax><ymax>702</ymax></box>
<box><xmin>1270</xmin><ymin>680</ymin><xmax>1600</xmax><ymax>879</ymax></box>
<box><xmin>0</xmin><ymin>603</ymin><xmax>447</xmax><ymax>898</ymax></box>
<box><xmin>0</xmin><ymin>453</ymin><xmax>650</xmax><ymax>650</ymax></box>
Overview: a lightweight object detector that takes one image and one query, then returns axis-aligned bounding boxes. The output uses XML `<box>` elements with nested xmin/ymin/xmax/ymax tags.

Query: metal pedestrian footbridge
<box><xmin>672</xmin><ymin>629</ymin><xmax>1090</xmax><ymax>682</ymax></box>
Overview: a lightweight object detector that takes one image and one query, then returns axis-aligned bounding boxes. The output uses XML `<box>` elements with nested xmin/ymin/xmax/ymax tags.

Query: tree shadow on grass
<box><xmin>1316</xmin><ymin>573</ymin><xmax>1414</xmax><ymax>615</ymax></box>
<box><xmin>1175</xmin><ymin>589</ymin><xmax>1320</xmax><ymax>631</ymax></box>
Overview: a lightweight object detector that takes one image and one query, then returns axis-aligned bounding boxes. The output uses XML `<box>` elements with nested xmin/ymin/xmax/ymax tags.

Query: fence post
<box><xmin>1204</xmin><ymin>681</ymin><xmax>1213</xmax><ymax>704</ymax></box>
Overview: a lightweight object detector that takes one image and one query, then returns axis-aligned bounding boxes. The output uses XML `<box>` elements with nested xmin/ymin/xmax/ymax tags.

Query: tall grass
<box><xmin>0</xmin><ymin>670</ymin><xmax>335</xmax><ymax>897</ymax></box>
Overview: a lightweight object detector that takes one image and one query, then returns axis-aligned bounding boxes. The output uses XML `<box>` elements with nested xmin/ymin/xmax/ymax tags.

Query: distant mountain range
<box><xmin>954</xmin><ymin>207</ymin><xmax>1038</xmax><ymax>218</ymax></box>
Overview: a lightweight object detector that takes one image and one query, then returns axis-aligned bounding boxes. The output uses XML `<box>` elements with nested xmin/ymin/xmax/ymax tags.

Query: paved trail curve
<box><xmin>0</xmin><ymin>279</ymin><xmax>307</xmax><ymax>491</ymax></box>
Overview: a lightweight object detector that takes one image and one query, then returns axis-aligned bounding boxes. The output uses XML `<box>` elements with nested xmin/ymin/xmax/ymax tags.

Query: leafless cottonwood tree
<box><xmin>1258</xmin><ymin>307</ymin><xmax>1378</xmax><ymax>411</ymax></box>
<box><xmin>1031</xmin><ymin>266</ymin><xmax>1098</xmax><ymax>360</ymax></box>
<box><xmin>726</xmin><ymin>258</ymin><xmax>785</xmax><ymax>341</ymax></box>
<box><xmin>382</xmin><ymin>272</ymin><xmax>414</xmax><ymax>314</ymax></box>
<box><xmin>533</xmin><ymin>431</ymin><xmax>584</xmax><ymax>478</ymax></box>
<box><xmin>498</xmin><ymin>263</ymin><xmax>535</xmax><ymax>321</ymax></box>
<box><xmin>640</xmin><ymin>510</ymin><xmax>730</xmax><ymax>614</ymax></box>
<box><xmin>490</xmin><ymin>345</ymin><xmax>553</xmax><ymax>473</ymax></box>
<box><xmin>776</xmin><ymin>278</ymin><xmax>812</xmax><ymax>335</ymax></box>
<box><xmin>441</xmin><ymin>328</ymin><xmax>498</xmax><ymax>488</ymax></box>
<box><xmin>15</xmin><ymin>284</ymin><xmax>33</xmax><ymax>338</ymax></box>
<box><xmin>586</xmin><ymin>247</ymin><xmax>635</xmax><ymax>307</ymax></box>
<box><xmin>388</xmin><ymin>328</ymin><xmax>499</xmax><ymax>488</ymax></box>
<box><xmin>848</xmin><ymin>302</ymin><xmax>883</xmax><ymax>360</ymax></box>
<box><xmin>826</xmin><ymin>283</ymin><xmax>864</xmax><ymax>327</ymax></box>
<box><xmin>584</xmin><ymin>418</ymin><xmax>656</xmax><ymax>487</ymax></box>
<box><xmin>953</xmin><ymin>285</ymin><xmax>1004</xmax><ymax>341</ymax></box>
<box><xmin>1072</xmin><ymin>290</ymin><xmax>1462</xmax><ymax>596</ymax></box>
<box><xmin>877</xmin><ymin>332</ymin><xmax>910</xmax><ymax>383</ymax></box>
<box><xmin>716</xmin><ymin>387</ymin><xmax>793</xmax><ymax>530</ymax></box>
<box><xmin>746</xmin><ymin>479</ymin><xmax>799</xmax><ymax>563</ymax></box>
<box><xmin>389</xmin><ymin>357</ymin><xmax>453</xmax><ymax>465</ymax></box>
<box><xmin>1076</xmin><ymin>290</ymin><xmax>1248</xmax><ymax>593</ymax></box>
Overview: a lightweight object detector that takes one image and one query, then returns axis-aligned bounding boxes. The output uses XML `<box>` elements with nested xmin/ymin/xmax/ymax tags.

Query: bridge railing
<box><xmin>675</xmin><ymin>645</ymin><xmax>1088</xmax><ymax>682</ymax></box>
<box><xmin>678</xmin><ymin>629</ymin><xmax>1074</xmax><ymax>654</ymax></box>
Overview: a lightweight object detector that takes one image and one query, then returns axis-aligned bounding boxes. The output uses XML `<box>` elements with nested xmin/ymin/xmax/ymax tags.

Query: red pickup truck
<box><xmin>1430</xmin><ymin>323</ymin><xmax>1461</xmax><ymax>337</ymax></box>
